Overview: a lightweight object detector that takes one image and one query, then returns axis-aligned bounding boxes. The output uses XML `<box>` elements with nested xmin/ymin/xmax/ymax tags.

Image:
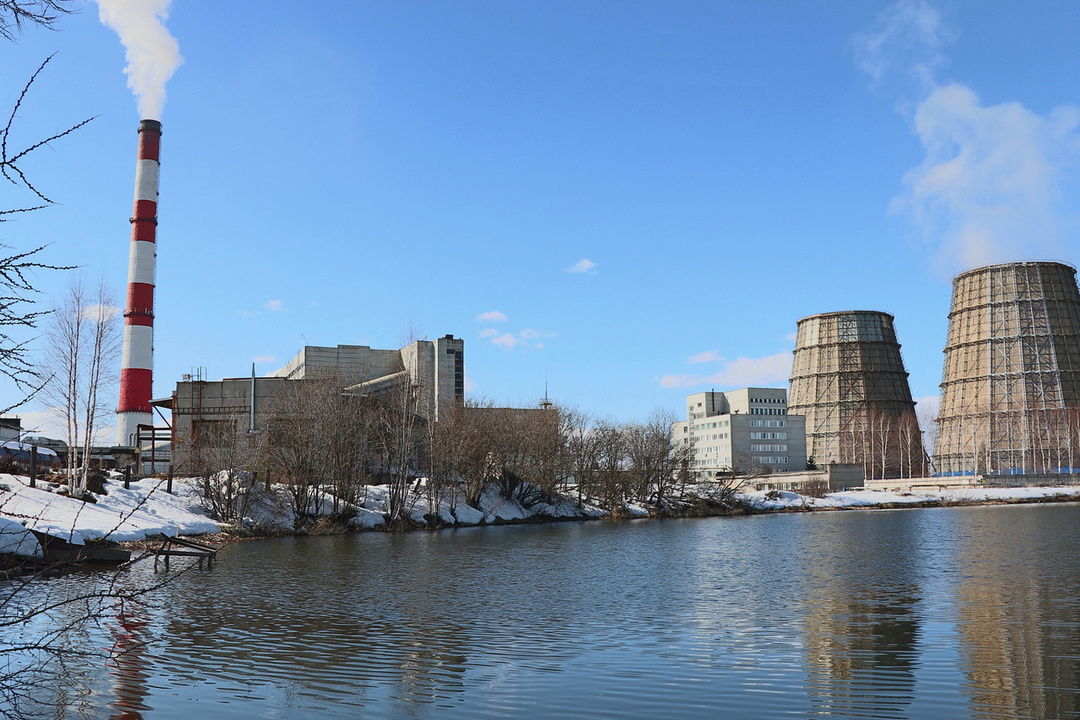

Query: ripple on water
<box><xmin>20</xmin><ymin>505</ymin><xmax>1080</xmax><ymax>719</ymax></box>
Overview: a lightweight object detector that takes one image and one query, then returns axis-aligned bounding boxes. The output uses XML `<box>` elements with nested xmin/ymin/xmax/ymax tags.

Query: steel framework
<box><xmin>789</xmin><ymin>311</ymin><xmax>924</xmax><ymax>478</ymax></box>
<box><xmin>936</xmin><ymin>261</ymin><xmax>1080</xmax><ymax>475</ymax></box>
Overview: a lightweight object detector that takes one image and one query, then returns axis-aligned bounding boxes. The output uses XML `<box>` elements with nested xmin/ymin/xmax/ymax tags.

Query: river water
<box><xmin>14</xmin><ymin>503</ymin><xmax>1080</xmax><ymax>719</ymax></box>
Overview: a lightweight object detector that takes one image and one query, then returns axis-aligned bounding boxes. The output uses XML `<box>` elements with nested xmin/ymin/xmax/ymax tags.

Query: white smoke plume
<box><xmin>894</xmin><ymin>85</ymin><xmax>1080</xmax><ymax>270</ymax></box>
<box><xmin>95</xmin><ymin>0</ymin><xmax>182</xmax><ymax>120</ymax></box>
<box><xmin>852</xmin><ymin>0</ymin><xmax>948</xmax><ymax>89</ymax></box>
<box><xmin>855</xmin><ymin>0</ymin><xmax>1080</xmax><ymax>272</ymax></box>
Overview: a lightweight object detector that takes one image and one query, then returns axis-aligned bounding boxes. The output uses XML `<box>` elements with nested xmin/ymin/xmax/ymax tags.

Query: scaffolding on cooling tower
<box><xmin>935</xmin><ymin>261</ymin><xmax>1080</xmax><ymax>476</ymax></box>
<box><xmin>788</xmin><ymin>311</ymin><xmax>924</xmax><ymax>479</ymax></box>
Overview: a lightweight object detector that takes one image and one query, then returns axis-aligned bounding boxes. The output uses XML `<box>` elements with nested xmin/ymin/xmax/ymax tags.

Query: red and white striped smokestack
<box><xmin>116</xmin><ymin>119</ymin><xmax>161</xmax><ymax>447</ymax></box>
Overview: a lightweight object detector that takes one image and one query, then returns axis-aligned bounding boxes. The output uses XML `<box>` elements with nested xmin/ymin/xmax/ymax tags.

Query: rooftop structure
<box><xmin>271</xmin><ymin>335</ymin><xmax>464</xmax><ymax>422</ymax></box>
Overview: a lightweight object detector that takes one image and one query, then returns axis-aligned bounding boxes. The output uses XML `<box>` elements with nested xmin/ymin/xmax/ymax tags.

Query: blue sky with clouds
<box><xmin>3</xmin><ymin>0</ymin><xmax>1080</xmax><ymax>436</ymax></box>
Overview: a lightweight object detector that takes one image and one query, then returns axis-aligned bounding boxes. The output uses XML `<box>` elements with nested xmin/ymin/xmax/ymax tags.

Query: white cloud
<box><xmin>914</xmin><ymin>393</ymin><xmax>941</xmax><ymax>454</ymax></box>
<box><xmin>491</xmin><ymin>333</ymin><xmax>523</xmax><ymax>350</ymax></box>
<box><xmin>687</xmin><ymin>350</ymin><xmax>722</xmax><ymax>364</ymax></box>
<box><xmin>659</xmin><ymin>351</ymin><xmax>794</xmax><ymax>390</ymax></box>
<box><xmin>252</xmin><ymin>354</ymin><xmax>276</xmax><ymax>364</ymax></box>
<box><xmin>852</xmin><ymin>0</ymin><xmax>948</xmax><ymax>86</ymax></box>
<box><xmin>487</xmin><ymin>328</ymin><xmax>556</xmax><ymax>351</ymax></box>
<box><xmin>893</xmin><ymin>83</ymin><xmax>1079</xmax><ymax>270</ymax></box>
<box><xmin>476</xmin><ymin>310</ymin><xmax>508</xmax><ymax>322</ymax></box>
<box><xmin>15</xmin><ymin>407</ymin><xmax>115</xmax><ymax>444</ymax></box>
<box><xmin>854</xmin><ymin>1</ymin><xmax>1080</xmax><ymax>273</ymax></box>
<box><xmin>914</xmin><ymin>393</ymin><xmax>939</xmax><ymax>418</ymax></box>
<box><xmin>264</xmin><ymin>300</ymin><xmax>284</xmax><ymax>312</ymax></box>
<box><xmin>565</xmin><ymin>258</ymin><xmax>597</xmax><ymax>274</ymax></box>
<box><xmin>480</xmin><ymin>328</ymin><xmax>498</xmax><ymax>338</ymax></box>
<box><xmin>80</xmin><ymin>304</ymin><xmax>122</xmax><ymax>322</ymax></box>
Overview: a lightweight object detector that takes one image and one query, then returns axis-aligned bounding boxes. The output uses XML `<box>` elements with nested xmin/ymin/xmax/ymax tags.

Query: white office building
<box><xmin>672</xmin><ymin>388</ymin><xmax>807</xmax><ymax>478</ymax></box>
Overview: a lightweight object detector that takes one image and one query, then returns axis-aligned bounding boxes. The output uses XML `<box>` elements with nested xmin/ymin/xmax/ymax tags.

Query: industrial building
<box><xmin>672</xmin><ymin>387</ymin><xmax>807</xmax><ymax>477</ymax></box>
<box><xmin>936</xmin><ymin>261</ymin><xmax>1080</xmax><ymax>475</ymax></box>
<box><xmin>166</xmin><ymin>336</ymin><xmax>464</xmax><ymax>473</ymax></box>
<box><xmin>270</xmin><ymin>335</ymin><xmax>464</xmax><ymax>422</ymax></box>
<box><xmin>788</xmin><ymin>311</ymin><xmax>924</xmax><ymax>479</ymax></box>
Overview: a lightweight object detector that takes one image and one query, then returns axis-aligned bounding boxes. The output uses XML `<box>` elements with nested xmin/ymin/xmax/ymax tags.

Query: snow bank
<box><xmin>5</xmin><ymin>469</ymin><xmax>1079</xmax><ymax>560</ymax></box>
<box><xmin>0</xmin><ymin>515</ymin><xmax>39</xmax><ymax>557</ymax></box>
<box><xmin>0</xmin><ymin>474</ymin><xmax>220</xmax><ymax>554</ymax></box>
<box><xmin>349</xmin><ymin>481</ymin><xmax>604</xmax><ymax>528</ymax></box>
<box><xmin>738</xmin><ymin>485</ymin><xmax>1080</xmax><ymax>511</ymax></box>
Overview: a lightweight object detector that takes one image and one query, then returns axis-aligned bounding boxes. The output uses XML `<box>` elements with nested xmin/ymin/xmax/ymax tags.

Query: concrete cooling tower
<box><xmin>936</xmin><ymin>261</ymin><xmax>1080</xmax><ymax>476</ymax></box>
<box><xmin>788</xmin><ymin>311</ymin><xmax>924</xmax><ymax>479</ymax></box>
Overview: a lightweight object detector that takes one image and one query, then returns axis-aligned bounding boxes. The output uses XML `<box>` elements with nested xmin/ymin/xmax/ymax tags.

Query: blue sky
<box><xmin>3</xmin><ymin>1</ymin><xmax>1080</xmax><ymax>436</ymax></box>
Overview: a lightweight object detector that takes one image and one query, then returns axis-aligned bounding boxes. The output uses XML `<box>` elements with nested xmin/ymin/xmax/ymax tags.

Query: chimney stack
<box><xmin>116</xmin><ymin>119</ymin><xmax>161</xmax><ymax>447</ymax></box>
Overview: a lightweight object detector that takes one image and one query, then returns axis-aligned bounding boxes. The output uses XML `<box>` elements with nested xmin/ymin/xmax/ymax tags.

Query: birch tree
<box><xmin>41</xmin><ymin>277</ymin><xmax>119</xmax><ymax>496</ymax></box>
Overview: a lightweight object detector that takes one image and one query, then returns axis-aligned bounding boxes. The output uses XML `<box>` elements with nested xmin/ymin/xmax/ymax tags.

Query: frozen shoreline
<box><xmin>3</xmin><ymin>472</ymin><xmax>1080</xmax><ymax>558</ymax></box>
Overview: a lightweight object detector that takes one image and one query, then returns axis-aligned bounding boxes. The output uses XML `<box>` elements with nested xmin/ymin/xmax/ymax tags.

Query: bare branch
<box><xmin>0</xmin><ymin>1</ymin><xmax>76</xmax><ymax>42</ymax></box>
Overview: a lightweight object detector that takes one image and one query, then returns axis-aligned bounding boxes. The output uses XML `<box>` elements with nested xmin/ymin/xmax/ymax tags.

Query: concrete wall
<box><xmin>273</xmin><ymin>345</ymin><xmax>402</xmax><ymax>385</ymax></box>
<box><xmin>170</xmin><ymin>376</ymin><xmax>292</xmax><ymax>472</ymax></box>
<box><xmin>752</xmin><ymin>463</ymin><xmax>865</xmax><ymax>492</ymax></box>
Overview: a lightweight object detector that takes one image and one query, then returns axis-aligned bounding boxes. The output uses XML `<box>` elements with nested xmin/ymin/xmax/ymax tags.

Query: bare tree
<box><xmin>42</xmin><ymin>279</ymin><xmax>82</xmax><ymax>481</ymax></box>
<box><xmin>559</xmin><ymin>406</ymin><xmax>598</xmax><ymax>508</ymax></box>
<box><xmin>434</xmin><ymin>397</ymin><xmax>498</xmax><ymax>510</ymax></box>
<box><xmin>897</xmin><ymin>410</ymin><xmax>926</xmax><ymax>478</ymax></box>
<box><xmin>191</xmin><ymin>417</ymin><xmax>272</xmax><ymax>526</ymax></box>
<box><xmin>592</xmin><ymin>420</ymin><xmax>629</xmax><ymax>512</ymax></box>
<box><xmin>622</xmin><ymin>408</ymin><xmax>684</xmax><ymax>507</ymax></box>
<box><xmin>375</xmin><ymin>366</ymin><xmax>425</xmax><ymax>527</ymax></box>
<box><xmin>40</xmin><ymin>277</ymin><xmax>119</xmax><ymax>496</ymax></box>
<box><xmin>265</xmin><ymin>379</ymin><xmax>332</xmax><ymax>524</ymax></box>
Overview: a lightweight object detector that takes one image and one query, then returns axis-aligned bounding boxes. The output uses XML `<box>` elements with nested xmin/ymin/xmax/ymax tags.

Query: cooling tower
<box><xmin>788</xmin><ymin>311</ymin><xmax>924</xmax><ymax>478</ymax></box>
<box><xmin>936</xmin><ymin>261</ymin><xmax>1080</xmax><ymax>475</ymax></box>
<box><xmin>116</xmin><ymin>119</ymin><xmax>161</xmax><ymax>447</ymax></box>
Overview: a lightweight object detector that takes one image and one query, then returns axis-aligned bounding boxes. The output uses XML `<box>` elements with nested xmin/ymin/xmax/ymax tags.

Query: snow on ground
<box><xmin>0</xmin><ymin>515</ymin><xmax>40</xmax><ymax>556</ymax></box>
<box><xmin>0</xmin><ymin>474</ymin><xmax>220</xmax><ymax>555</ymax></box>
<box><xmin>740</xmin><ymin>485</ymin><xmax>1080</xmax><ymax>511</ymax></box>
<box><xmin>4</xmin><ymin>470</ymin><xmax>1080</xmax><ymax>559</ymax></box>
<box><xmin>351</xmin><ymin>481</ymin><xmax>606</xmax><ymax>528</ymax></box>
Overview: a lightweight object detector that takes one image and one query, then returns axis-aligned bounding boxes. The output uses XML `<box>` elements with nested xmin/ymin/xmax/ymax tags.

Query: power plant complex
<box><xmin>100</xmin><ymin>119</ymin><xmax>1080</xmax><ymax>486</ymax></box>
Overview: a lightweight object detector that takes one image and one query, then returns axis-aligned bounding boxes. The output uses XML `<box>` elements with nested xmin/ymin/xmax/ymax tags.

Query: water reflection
<box><xmin>151</xmin><ymin>536</ymin><xmax>476</xmax><ymax>714</ymax></box>
<box><xmin>106</xmin><ymin>609</ymin><xmax>151</xmax><ymax>720</ymax></box>
<box><xmin>14</xmin><ymin>504</ymin><xmax>1080</xmax><ymax>719</ymax></box>
<box><xmin>949</xmin><ymin>505</ymin><xmax>1080</xmax><ymax>719</ymax></box>
<box><xmin>798</xmin><ymin>512</ymin><xmax>923</xmax><ymax>719</ymax></box>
